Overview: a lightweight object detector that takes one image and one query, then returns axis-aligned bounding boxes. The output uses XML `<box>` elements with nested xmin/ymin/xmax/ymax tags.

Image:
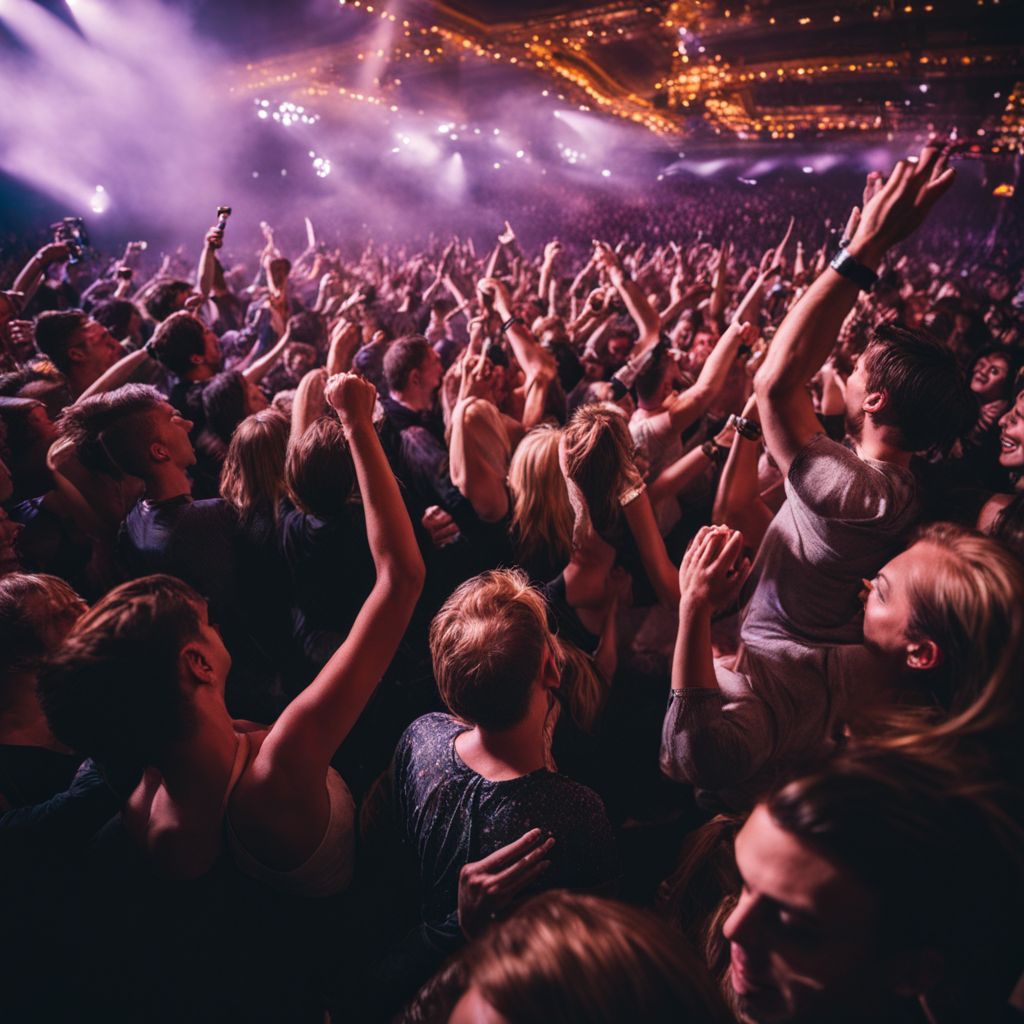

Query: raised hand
<box><xmin>421</xmin><ymin>504</ymin><xmax>460</xmax><ymax>548</ymax></box>
<box><xmin>849</xmin><ymin>143</ymin><xmax>955</xmax><ymax>263</ymax></box>
<box><xmin>325</xmin><ymin>371</ymin><xmax>377</xmax><ymax>427</ymax></box>
<box><xmin>457</xmin><ymin>828</ymin><xmax>555</xmax><ymax>939</ymax></box>
<box><xmin>679</xmin><ymin>525</ymin><xmax>751</xmax><ymax>613</ymax></box>
<box><xmin>542</xmin><ymin>240</ymin><xmax>563</xmax><ymax>264</ymax></box>
<box><xmin>497</xmin><ymin>220</ymin><xmax>516</xmax><ymax>246</ymax></box>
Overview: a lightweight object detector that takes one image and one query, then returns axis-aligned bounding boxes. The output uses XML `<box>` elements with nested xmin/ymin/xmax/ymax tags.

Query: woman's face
<box><xmin>970</xmin><ymin>354</ymin><xmax>1011</xmax><ymax>402</ymax></box>
<box><xmin>860</xmin><ymin>543</ymin><xmax>926</xmax><ymax>659</ymax></box>
<box><xmin>999</xmin><ymin>393</ymin><xmax>1024</xmax><ymax>469</ymax></box>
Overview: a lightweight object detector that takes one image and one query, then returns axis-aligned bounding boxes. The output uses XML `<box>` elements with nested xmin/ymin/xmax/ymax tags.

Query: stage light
<box><xmin>89</xmin><ymin>184</ymin><xmax>108</xmax><ymax>214</ymax></box>
<box><xmin>601</xmin><ymin>168</ymin><xmax>611</xmax><ymax>177</ymax></box>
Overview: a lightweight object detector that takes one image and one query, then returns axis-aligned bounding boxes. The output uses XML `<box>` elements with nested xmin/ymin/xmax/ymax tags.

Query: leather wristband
<box><xmin>829</xmin><ymin>248</ymin><xmax>877</xmax><ymax>292</ymax></box>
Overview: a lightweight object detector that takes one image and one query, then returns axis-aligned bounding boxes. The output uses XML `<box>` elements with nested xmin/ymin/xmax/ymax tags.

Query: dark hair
<box><xmin>991</xmin><ymin>493</ymin><xmax>1024</xmax><ymax>563</ymax></box>
<box><xmin>450</xmin><ymin>892</ymin><xmax>729</xmax><ymax>1024</ymax></box>
<box><xmin>286</xmin><ymin>310</ymin><xmax>326</xmax><ymax>351</ymax></box>
<box><xmin>765</xmin><ymin>745</ymin><xmax>1020</xmax><ymax>968</ymax></box>
<box><xmin>38</xmin><ymin>575</ymin><xmax>203</xmax><ymax>768</ymax></box>
<box><xmin>0</xmin><ymin>573</ymin><xmax>85</xmax><ymax>683</ymax></box>
<box><xmin>148</xmin><ymin>311</ymin><xmax>207</xmax><ymax>377</ymax></box>
<box><xmin>635</xmin><ymin>343</ymin><xmax>671</xmax><ymax>403</ymax></box>
<box><xmin>384</xmin><ymin>335</ymin><xmax>432</xmax><ymax>393</ymax></box>
<box><xmin>34</xmin><ymin>310</ymin><xmax>87</xmax><ymax>374</ymax></box>
<box><xmin>57</xmin><ymin>383</ymin><xmax>165</xmax><ymax>476</ymax></box>
<box><xmin>145</xmin><ymin>280</ymin><xmax>191</xmax><ymax>323</ymax></box>
<box><xmin>865</xmin><ymin>323</ymin><xmax>974</xmax><ymax>452</ymax></box>
<box><xmin>201</xmin><ymin>371</ymin><xmax>249</xmax><ymax>446</ymax></box>
<box><xmin>285</xmin><ymin>417</ymin><xmax>356</xmax><ymax>518</ymax></box>
<box><xmin>92</xmin><ymin>298</ymin><xmax>139</xmax><ymax>341</ymax></box>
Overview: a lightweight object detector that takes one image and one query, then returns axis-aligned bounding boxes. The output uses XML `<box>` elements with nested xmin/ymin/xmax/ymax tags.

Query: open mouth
<box><xmin>1001</xmin><ymin>434</ymin><xmax>1020</xmax><ymax>454</ymax></box>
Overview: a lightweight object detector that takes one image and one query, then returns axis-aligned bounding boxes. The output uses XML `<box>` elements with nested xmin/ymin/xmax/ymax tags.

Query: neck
<box><xmin>390</xmin><ymin>388</ymin><xmax>431</xmax><ymax>413</ymax></box>
<box><xmin>67</xmin><ymin>365</ymin><xmax>100</xmax><ymax>399</ymax></box>
<box><xmin>184</xmin><ymin>363</ymin><xmax>215</xmax><ymax>383</ymax></box>
<box><xmin>145</xmin><ymin>465</ymin><xmax>193</xmax><ymax>503</ymax></box>
<box><xmin>0</xmin><ymin>677</ymin><xmax>65</xmax><ymax>750</ymax></box>
<box><xmin>155</xmin><ymin>692</ymin><xmax>237</xmax><ymax>796</ymax></box>
<box><xmin>456</xmin><ymin>688</ymin><xmax>552</xmax><ymax>780</ymax></box>
<box><xmin>854</xmin><ymin>426</ymin><xmax>912</xmax><ymax>468</ymax></box>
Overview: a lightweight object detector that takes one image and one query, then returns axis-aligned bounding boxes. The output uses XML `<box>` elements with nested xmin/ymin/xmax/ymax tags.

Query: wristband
<box><xmin>829</xmin><ymin>248</ymin><xmax>877</xmax><ymax>292</ymax></box>
<box><xmin>500</xmin><ymin>316</ymin><xmax>524</xmax><ymax>333</ymax></box>
<box><xmin>618</xmin><ymin>482</ymin><xmax>646</xmax><ymax>507</ymax></box>
<box><xmin>727</xmin><ymin>414</ymin><xmax>762</xmax><ymax>441</ymax></box>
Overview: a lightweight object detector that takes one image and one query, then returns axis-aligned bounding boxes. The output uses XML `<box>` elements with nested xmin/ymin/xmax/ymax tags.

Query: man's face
<box><xmin>201</xmin><ymin>326</ymin><xmax>222</xmax><ymax>370</ymax></box>
<box><xmin>843</xmin><ymin>348</ymin><xmax>873</xmax><ymax>439</ymax></box>
<box><xmin>418</xmin><ymin>345</ymin><xmax>443</xmax><ymax>396</ymax></box>
<box><xmin>71</xmin><ymin>318</ymin><xmax>122</xmax><ymax>375</ymax></box>
<box><xmin>154</xmin><ymin>402</ymin><xmax>196</xmax><ymax>469</ymax></box>
<box><xmin>725</xmin><ymin>805</ymin><xmax>884</xmax><ymax>1024</ymax></box>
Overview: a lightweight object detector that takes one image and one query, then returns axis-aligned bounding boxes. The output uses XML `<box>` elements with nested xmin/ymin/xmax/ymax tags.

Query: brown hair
<box><xmin>465</xmin><ymin>891</ymin><xmax>728</xmax><ymax>1024</ymax></box>
<box><xmin>285</xmin><ymin>416</ymin><xmax>356</xmax><ymax>518</ymax></box>
<box><xmin>903</xmin><ymin>523</ymin><xmax>1024</xmax><ymax>712</ymax></box>
<box><xmin>220</xmin><ymin>409</ymin><xmax>289</xmax><ymax>522</ymax></box>
<box><xmin>562</xmin><ymin>402</ymin><xmax>642</xmax><ymax>534</ymax></box>
<box><xmin>0</xmin><ymin>573</ymin><xmax>86</xmax><ymax>682</ymax></box>
<box><xmin>37</xmin><ymin>575</ymin><xmax>204</xmax><ymax>769</ymax></box>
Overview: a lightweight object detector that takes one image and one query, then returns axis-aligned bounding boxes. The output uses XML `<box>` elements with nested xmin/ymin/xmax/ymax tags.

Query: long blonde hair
<box><xmin>508</xmin><ymin>426</ymin><xmax>573</xmax><ymax>570</ymax></box>
<box><xmin>219</xmin><ymin>409</ymin><xmax>289</xmax><ymax>523</ymax></box>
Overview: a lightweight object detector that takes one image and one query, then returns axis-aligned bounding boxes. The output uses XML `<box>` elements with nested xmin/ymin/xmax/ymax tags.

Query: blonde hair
<box><xmin>562</xmin><ymin>402</ymin><xmax>642</xmax><ymax>534</ymax></box>
<box><xmin>904</xmin><ymin>523</ymin><xmax>1024</xmax><ymax>712</ymax></box>
<box><xmin>508</xmin><ymin>426</ymin><xmax>573</xmax><ymax>571</ymax></box>
<box><xmin>430</xmin><ymin>569</ymin><xmax>607</xmax><ymax>733</ymax></box>
<box><xmin>219</xmin><ymin>409</ymin><xmax>289</xmax><ymax>522</ymax></box>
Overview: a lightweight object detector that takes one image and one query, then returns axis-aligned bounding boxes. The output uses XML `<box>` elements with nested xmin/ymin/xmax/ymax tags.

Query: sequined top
<box><xmin>394</xmin><ymin>712</ymin><xmax>617</xmax><ymax>954</ymax></box>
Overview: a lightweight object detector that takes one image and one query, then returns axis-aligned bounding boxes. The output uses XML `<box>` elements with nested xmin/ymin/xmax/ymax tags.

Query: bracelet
<box><xmin>500</xmin><ymin>316</ymin><xmax>524</xmax><ymax>333</ymax></box>
<box><xmin>829</xmin><ymin>248</ymin><xmax>877</xmax><ymax>292</ymax></box>
<box><xmin>727</xmin><ymin>413</ymin><xmax>762</xmax><ymax>441</ymax></box>
<box><xmin>701</xmin><ymin>439</ymin><xmax>727</xmax><ymax>467</ymax></box>
<box><xmin>618</xmin><ymin>482</ymin><xmax>646</xmax><ymax>507</ymax></box>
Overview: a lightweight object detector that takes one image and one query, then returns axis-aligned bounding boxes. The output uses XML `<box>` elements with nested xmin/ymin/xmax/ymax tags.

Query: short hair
<box><xmin>865</xmin><ymin>323</ymin><xmax>974</xmax><ymax>452</ymax></box>
<box><xmin>56</xmin><ymin>383</ymin><xmax>164</xmax><ymax>476</ymax></box>
<box><xmin>38</xmin><ymin>575</ymin><xmax>203</xmax><ymax>769</ymax></box>
<box><xmin>285</xmin><ymin>417</ymin><xmax>355</xmax><ymax>518</ymax></box>
<box><xmin>447</xmin><ymin>892</ymin><xmax>727</xmax><ymax>1024</ymax></box>
<box><xmin>429</xmin><ymin>569</ymin><xmax>549</xmax><ymax>731</ymax></box>
<box><xmin>92</xmin><ymin>298</ymin><xmax>139</xmax><ymax>341</ymax></box>
<box><xmin>145</xmin><ymin>280</ymin><xmax>191</xmax><ymax>323</ymax></box>
<box><xmin>201</xmin><ymin>371</ymin><xmax>248</xmax><ymax>446</ymax></box>
<box><xmin>220</xmin><ymin>409</ymin><xmax>289</xmax><ymax>522</ymax></box>
<box><xmin>286</xmin><ymin>310</ymin><xmax>326</xmax><ymax>350</ymax></box>
<box><xmin>0</xmin><ymin>573</ymin><xmax>85</xmax><ymax>683</ymax></box>
<box><xmin>34</xmin><ymin>310</ymin><xmax>87</xmax><ymax>374</ymax></box>
<box><xmin>148</xmin><ymin>311</ymin><xmax>206</xmax><ymax>377</ymax></box>
<box><xmin>384</xmin><ymin>335</ymin><xmax>431</xmax><ymax>393</ymax></box>
<box><xmin>635</xmin><ymin>344</ymin><xmax>671</xmax><ymax>403</ymax></box>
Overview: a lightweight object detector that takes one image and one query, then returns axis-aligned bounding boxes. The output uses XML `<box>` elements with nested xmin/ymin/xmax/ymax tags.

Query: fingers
<box><xmin>711</xmin><ymin>528</ymin><xmax>746</xmax><ymax>576</ymax></box>
<box><xmin>490</xmin><ymin>835</ymin><xmax>555</xmax><ymax>889</ymax></box>
<box><xmin>473</xmin><ymin>828</ymin><xmax>546</xmax><ymax>871</ymax></box>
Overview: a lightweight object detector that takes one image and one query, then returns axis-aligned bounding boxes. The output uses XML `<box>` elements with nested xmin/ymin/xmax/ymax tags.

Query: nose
<box><xmin>723</xmin><ymin>888</ymin><xmax>759</xmax><ymax>946</ymax></box>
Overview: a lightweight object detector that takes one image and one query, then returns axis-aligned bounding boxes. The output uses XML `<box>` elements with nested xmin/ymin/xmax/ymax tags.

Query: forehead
<box><xmin>735</xmin><ymin>805</ymin><xmax>862</xmax><ymax>917</ymax></box>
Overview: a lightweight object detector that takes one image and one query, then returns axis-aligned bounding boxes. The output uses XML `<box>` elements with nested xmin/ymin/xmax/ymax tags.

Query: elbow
<box><xmin>381</xmin><ymin>555</ymin><xmax>426</xmax><ymax>604</ymax></box>
<box><xmin>753</xmin><ymin>364</ymin><xmax>785</xmax><ymax>404</ymax></box>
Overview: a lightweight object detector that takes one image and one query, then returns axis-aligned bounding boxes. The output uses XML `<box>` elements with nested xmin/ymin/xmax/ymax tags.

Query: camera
<box><xmin>216</xmin><ymin>206</ymin><xmax>232</xmax><ymax>232</ymax></box>
<box><xmin>51</xmin><ymin>216</ymin><xmax>90</xmax><ymax>265</ymax></box>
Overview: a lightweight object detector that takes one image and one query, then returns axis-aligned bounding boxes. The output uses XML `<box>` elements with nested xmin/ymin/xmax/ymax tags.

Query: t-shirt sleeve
<box><xmin>787</xmin><ymin>433</ymin><xmax>902</xmax><ymax>523</ymax></box>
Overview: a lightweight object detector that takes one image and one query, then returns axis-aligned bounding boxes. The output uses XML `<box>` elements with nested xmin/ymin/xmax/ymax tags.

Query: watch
<box><xmin>829</xmin><ymin>248</ymin><xmax>878</xmax><ymax>292</ymax></box>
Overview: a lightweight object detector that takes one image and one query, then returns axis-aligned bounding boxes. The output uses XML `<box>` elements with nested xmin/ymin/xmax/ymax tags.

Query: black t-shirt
<box><xmin>394</xmin><ymin>712</ymin><xmax>617</xmax><ymax>955</ymax></box>
<box><xmin>278</xmin><ymin>502</ymin><xmax>377</xmax><ymax>672</ymax></box>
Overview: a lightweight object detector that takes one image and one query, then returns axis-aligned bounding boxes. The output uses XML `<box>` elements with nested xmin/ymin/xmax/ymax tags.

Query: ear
<box><xmin>179</xmin><ymin>642</ymin><xmax>215</xmax><ymax>687</ymax></box>
<box><xmin>67</xmin><ymin>345</ymin><xmax>88</xmax><ymax>365</ymax></box>
<box><xmin>863</xmin><ymin>389</ymin><xmax>888</xmax><ymax>415</ymax></box>
<box><xmin>188</xmin><ymin>352</ymin><xmax>205</xmax><ymax>366</ymax></box>
<box><xmin>905</xmin><ymin>638</ymin><xmax>942</xmax><ymax>671</ymax></box>
<box><xmin>148</xmin><ymin>441</ymin><xmax>171</xmax><ymax>465</ymax></box>
<box><xmin>539</xmin><ymin>644</ymin><xmax>561</xmax><ymax>691</ymax></box>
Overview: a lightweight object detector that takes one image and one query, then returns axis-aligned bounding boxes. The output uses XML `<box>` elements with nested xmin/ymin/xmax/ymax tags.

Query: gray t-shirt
<box><xmin>741</xmin><ymin>433</ymin><xmax>918</xmax><ymax>650</ymax></box>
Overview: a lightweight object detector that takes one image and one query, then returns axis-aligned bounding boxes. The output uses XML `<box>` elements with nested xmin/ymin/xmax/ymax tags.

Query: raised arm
<box><xmin>196</xmin><ymin>226</ymin><xmax>223</xmax><ymax>301</ymax></box>
<box><xmin>241</xmin><ymin>324</ymin><xmax>292</xmax><ymax>385</ymax></box>
<box><xmin>257</xmin><ymin>373</ymin><xmax>424</xmax><ymax>789</ymax></box>
<box><xmin>479</xmin><ymin>277</ymin><xmax>556</xmax><ymax>383</ymax></box>
<box><xmin>754</xmin><ymin>144</ymin><xmax>955</xmax><ymax>475</ymax></box>
<box><xmin>11</xmin><ymin>244</ymin><xmax>70</xmax><ymax>306</ymax></box>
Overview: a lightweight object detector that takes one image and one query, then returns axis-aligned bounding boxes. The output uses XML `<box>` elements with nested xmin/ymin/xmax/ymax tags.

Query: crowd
<box><xmin>1</xmin><ymin>144</ymin><xmax>1024</xmax><ymax>1023</ymax></box>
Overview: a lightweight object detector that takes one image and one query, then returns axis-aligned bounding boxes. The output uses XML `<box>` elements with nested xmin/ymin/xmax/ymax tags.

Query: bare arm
<box><xmin>254</xmin><ymin>373</ymin><xmax>424</xmax><ymax>795</ymax></box>
<box><xmin>11</xmin><ymin>244</ymin><xmax>69</xmax><ymax>305</ymax></box>
<box><xmin>754</xmin><ymin>145</ymin><xmax>955</xmax><ymax>476</ymax></box>
<box><xmin>242</xmin><ymin>327</ymin><xmax>292</xmax><ymax>385</ymax></box>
